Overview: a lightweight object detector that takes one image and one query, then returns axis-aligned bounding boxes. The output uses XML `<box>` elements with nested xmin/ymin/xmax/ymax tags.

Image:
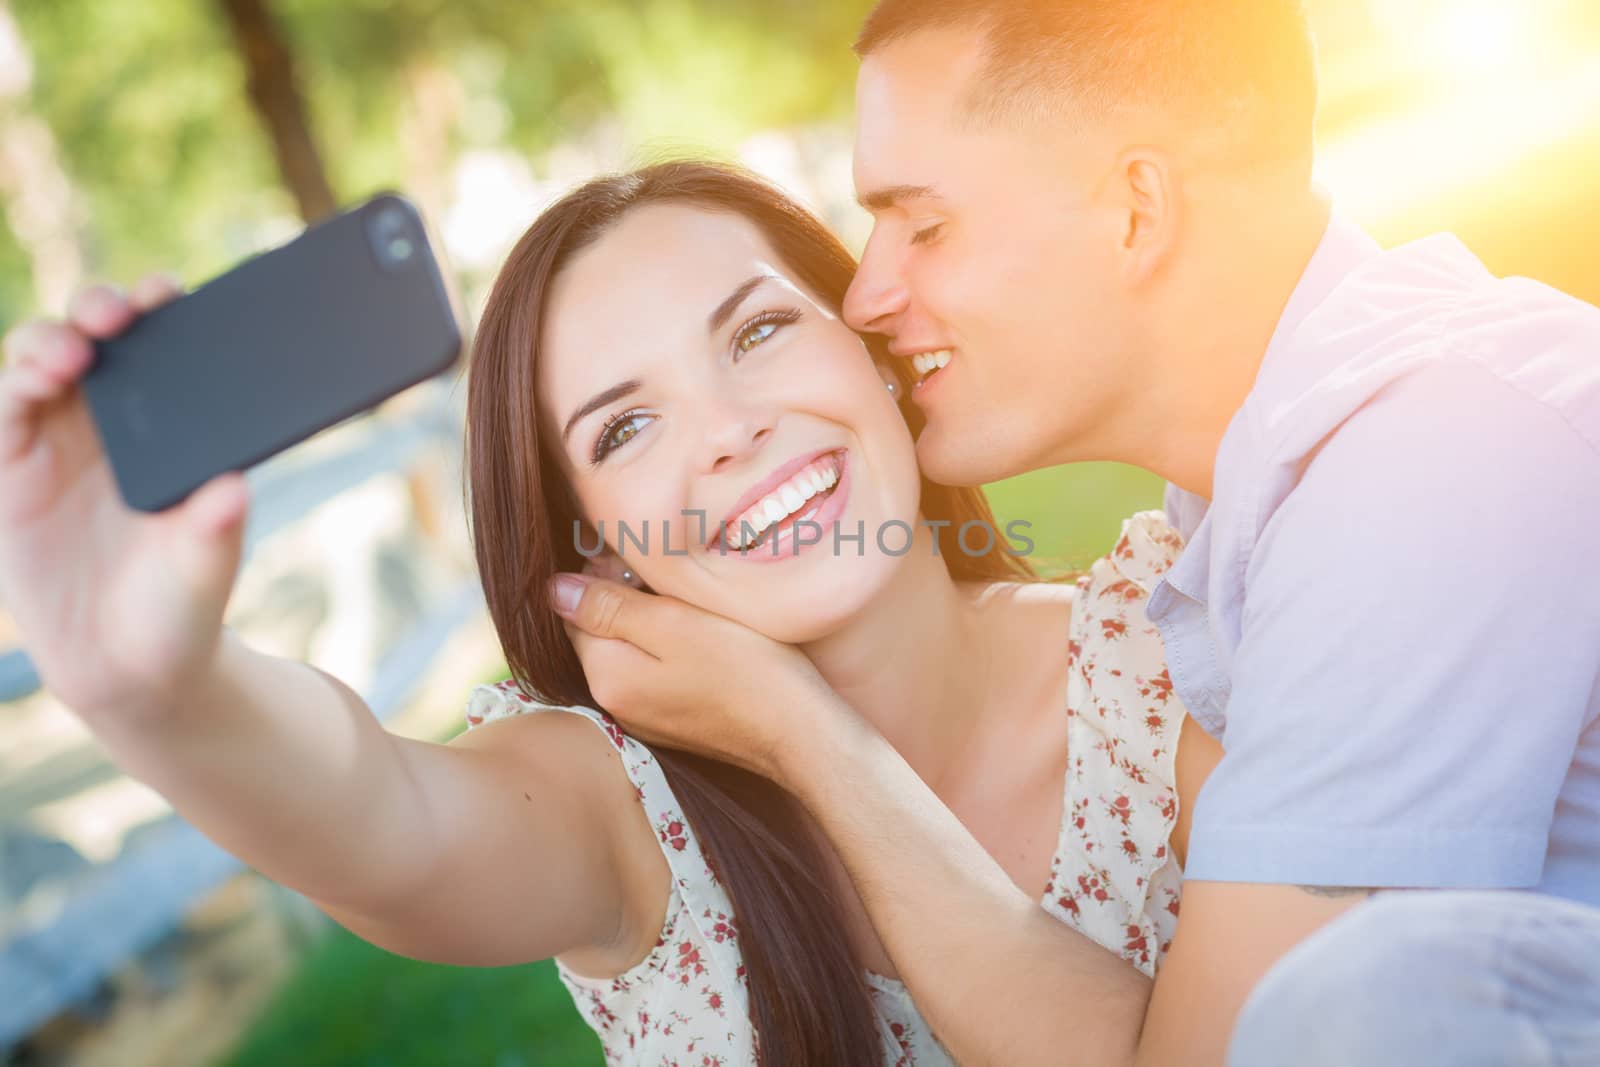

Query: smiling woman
<box><xmin>463</xmin><ymin>159</ymin><xmax>1035</xmax><ymax>1066</ymax></box>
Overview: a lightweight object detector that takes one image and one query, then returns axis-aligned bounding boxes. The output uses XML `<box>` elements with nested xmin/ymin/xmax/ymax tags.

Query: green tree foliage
<box><xmin>0</xmin><ymin>0</ymin><xmax>869</xmax><ymax>323</ymax></box>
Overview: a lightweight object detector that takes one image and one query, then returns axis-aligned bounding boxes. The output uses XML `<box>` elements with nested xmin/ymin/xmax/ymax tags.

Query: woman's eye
<box><xmin>731</xmin><ymin>309</ymin><xmax>800</xmax><ymax>360</ymax></box>
<box><xmin>593</xmin><ymin>412</ymin><xmax>651</xmax><ymax>463</ymax></box>
<box><xmin>910</xmin><ymin>222</ymin><xmax>944</xmax><ymax>246</ymax></box>
<box><xmin>736</xmin><ymin>321</ymin><xmax>779</xmax><ymax>354</ymax></box>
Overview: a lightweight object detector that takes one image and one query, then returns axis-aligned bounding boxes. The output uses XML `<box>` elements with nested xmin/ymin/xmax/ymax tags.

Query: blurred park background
<box><xmin>0</xmin><ymin>1</ymin><xmax>1597</xmax><ymax>1064</ymax></box>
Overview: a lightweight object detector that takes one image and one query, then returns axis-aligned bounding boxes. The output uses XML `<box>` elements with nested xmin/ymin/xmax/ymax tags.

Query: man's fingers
<box><xmin>563</xmin><ymin>623</ymin><xmax>659</xmax><ymax>666</ymax></box>
<box><xmin>564</xmin><ymin>622</ymin><xmax>664</xmax><ymax>722</ymax></box>
<box><xmin>551</xmin><ymin>573</ymin><xmax>674</xmax><ymax>650</ymax></box>
<box><xmin>575</xmin><ymin>577</ymin><xmax>628</xmax><ymax>640</ymax></box>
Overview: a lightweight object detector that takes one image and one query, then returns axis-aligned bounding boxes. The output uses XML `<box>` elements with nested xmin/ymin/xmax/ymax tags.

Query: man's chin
<box><xmin>914</xmin><ymin>428</ymin><xmax>1028</xmax><ymax>487</ymax></box>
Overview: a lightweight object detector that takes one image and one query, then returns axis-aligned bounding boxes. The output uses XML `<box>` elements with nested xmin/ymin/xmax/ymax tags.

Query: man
<box><xmin>553</xmin><ymin>1</ymin><xmax>1600</xmax><ymax>1063</ymax></box>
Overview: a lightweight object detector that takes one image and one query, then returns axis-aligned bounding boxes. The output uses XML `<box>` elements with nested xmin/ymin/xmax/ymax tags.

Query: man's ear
<box><xmin>1115</xmin><ymin>147</ymin><xmax>1181</xmax><ymax>286</ymax></box>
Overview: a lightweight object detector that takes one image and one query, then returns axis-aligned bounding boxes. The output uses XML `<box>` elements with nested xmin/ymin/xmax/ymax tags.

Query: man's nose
<box><xmin>844</xmin><ymin>230</ymin><xmax>910</xmax><ymax>336</ymax></box>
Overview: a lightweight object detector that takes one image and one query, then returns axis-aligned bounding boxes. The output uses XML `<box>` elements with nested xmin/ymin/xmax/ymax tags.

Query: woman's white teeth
<box><xmin>912</xmin><ymin>349</ymin><xmax>952</xmax><ymax>379</ymax></box>
<box><xmin>725</xmin><ymin>457</ymin><xmax>841</xmax><ymax>549</ymax></box>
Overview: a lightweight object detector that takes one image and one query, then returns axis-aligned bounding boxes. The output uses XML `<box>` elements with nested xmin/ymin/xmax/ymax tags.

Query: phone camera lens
<box><xmin>367</xmin><ymin>201</ymin><xmax>419</xmax><ymax>271</ymax></box>
<box><xmin>377</xmin><ymin>205</ymin><xmax>406</xmax><ymax>234</ymax></box>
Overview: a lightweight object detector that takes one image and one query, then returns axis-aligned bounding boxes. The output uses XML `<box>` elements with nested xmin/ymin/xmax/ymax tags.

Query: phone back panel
<box><xmin>83</xmin><ymin>194</ymin><xmax>461</xmax><ymax>512</ymax></box>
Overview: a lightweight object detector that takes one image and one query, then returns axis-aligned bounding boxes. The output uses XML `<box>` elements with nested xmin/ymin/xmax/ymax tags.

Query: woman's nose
<box><xmin>702</xmin><ymin>404</ymin><xmax>775</xmax><ymax>475</ymax></box>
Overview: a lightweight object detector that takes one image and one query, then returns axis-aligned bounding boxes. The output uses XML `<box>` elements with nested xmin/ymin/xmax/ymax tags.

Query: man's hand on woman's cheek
<box><xmin>549</xmin><ymin>572</ymin><xmax>847</xmax><ymax>783</ymax></box>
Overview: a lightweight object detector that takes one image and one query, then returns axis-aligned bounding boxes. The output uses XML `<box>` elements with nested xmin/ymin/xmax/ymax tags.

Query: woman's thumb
<box><xmin>184</xmin><ymin>471</ymin><xmax>249</xmax><ymax>535</ymax></box>
<box><xmin>173</xmin><ymin>471</ymin><xmax>249</xmax><ymax>583</ymax></box>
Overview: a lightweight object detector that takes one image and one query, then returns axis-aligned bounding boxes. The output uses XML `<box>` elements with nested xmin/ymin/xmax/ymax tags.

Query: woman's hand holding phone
<box><xmin>0</xmin><ymin>276</ymin><xmax>250</xmax><ymax>726</ymax></box>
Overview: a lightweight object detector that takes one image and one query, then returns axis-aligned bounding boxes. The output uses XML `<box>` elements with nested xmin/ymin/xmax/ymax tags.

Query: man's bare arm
<box><xmin>780</xmin><ymin>691</ymin><xmax>1152</xmax><ymax>1066</ymax></box>
<box><xmin>780</xmin><ymin>689</ymin><xmax>1370</xmax><ymax>1067</ymax></box>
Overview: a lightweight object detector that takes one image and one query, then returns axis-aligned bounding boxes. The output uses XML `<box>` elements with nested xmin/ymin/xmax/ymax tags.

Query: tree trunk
<box><xmin>0</xmin><ymin>0</ymin><xmax>87</xmax><ymax>315</ymax></box>
<box><xmin>215</xmin><ymin>0</ymin><xmax>337</xmax><ymax>222</ymax></box>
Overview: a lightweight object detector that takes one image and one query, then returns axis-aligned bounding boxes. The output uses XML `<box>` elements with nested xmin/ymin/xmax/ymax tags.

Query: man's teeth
<box><xmin>725</xmin><ymin>458</ymin><xmax>841</xmax><ymax>549</ymax></box>
<box><xmin>911</xmin><ymin>349</ymin><xmax>952</xmax><ymax>379</ymax></box>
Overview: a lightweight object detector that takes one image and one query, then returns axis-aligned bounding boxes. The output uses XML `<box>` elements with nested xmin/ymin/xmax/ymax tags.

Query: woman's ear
<box><xmin>875</xmin><ymin>361</ymin><xmax>905</xmax><ymax>404</ymax></box>
<box><xmin>582</xmin><ymin>547</ymin><xmax>645</xmax><ymax>588</ymax></box>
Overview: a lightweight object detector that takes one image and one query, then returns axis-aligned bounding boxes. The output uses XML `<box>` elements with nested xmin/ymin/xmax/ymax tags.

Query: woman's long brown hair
<box><xmin>464</xmin><ymin>160</ymin><xmax>1034</xmax><ymax>1065</ymax></box>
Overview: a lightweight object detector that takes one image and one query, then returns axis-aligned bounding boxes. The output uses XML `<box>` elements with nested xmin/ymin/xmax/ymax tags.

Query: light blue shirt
<box><xmin>1152</xmin><ymin>214</ymin><xmax>1600</xmax><ymax>905</ymax></box>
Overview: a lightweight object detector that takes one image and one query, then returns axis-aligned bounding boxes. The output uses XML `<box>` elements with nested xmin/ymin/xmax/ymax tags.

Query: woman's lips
<box><xmin>713</xmin><ymin>452</ymin><xmax>851</xmax><ymax>564</ymax></box>
<box><xmin>709</xmin><ymin>448</ymin><xmax>845</xmax><ymax>550</ymax></box>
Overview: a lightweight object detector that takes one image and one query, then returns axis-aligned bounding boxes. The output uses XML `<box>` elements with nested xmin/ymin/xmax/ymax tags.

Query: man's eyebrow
<box><xmin>857</xmin><ymin>183</ymin><xmax>940</xmax><ymax>212</ymax></box>
<box><xmin>562</xmin><ymin>379</ymin><xmax>642</xmax><ymax>446</ymax></box>
<box><xmin>707</xmin><ymin>273</ymin><xmax>777</xmax><ymax>336</ymax></box>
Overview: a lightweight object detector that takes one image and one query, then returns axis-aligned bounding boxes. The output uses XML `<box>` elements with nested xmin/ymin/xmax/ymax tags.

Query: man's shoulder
<box><xmin>1250</xmin><ymin>236</ymin><xmax>1600</xmax><ymax>465</ymax></box>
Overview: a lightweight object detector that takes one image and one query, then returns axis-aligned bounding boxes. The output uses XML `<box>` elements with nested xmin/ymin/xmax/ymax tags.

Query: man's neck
<box><xmin>1132</xmin><ymin>189</ymin><xmax>1332</xmax><ymax>499</ymax></box>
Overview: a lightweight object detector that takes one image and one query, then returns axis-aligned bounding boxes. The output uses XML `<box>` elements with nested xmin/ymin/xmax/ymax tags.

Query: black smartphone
<box><xmin>82</xmin><ymin>192</ymin><xmax>462</xmax><ymax>513</ymax></box>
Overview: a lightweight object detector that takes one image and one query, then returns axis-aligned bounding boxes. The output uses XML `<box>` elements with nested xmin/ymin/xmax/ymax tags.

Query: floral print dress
<box><xmin>463</xmin><ymin>510</ymin><xmax>1189</xmax><ymax>1066</ymax></box>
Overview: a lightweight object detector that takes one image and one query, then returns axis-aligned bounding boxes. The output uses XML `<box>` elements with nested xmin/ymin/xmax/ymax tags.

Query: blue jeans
<box><xmin>1227</xmin><ymin>891</ymin><xmax>1600</xmax><ymax>1066</ymax></box>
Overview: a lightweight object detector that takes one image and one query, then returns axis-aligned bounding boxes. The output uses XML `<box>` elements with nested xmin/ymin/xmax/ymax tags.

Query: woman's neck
<box><xmin>798</xmin><ymin>522</ymin><xmax>996</xmax><ymax>792</ymax></box>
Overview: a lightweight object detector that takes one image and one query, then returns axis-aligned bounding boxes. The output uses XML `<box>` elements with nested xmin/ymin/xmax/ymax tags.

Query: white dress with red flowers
<box><xmin>463</xmin><ymin>510</ymin><xmax>1188</xmax><ymax>1066</ymax></box>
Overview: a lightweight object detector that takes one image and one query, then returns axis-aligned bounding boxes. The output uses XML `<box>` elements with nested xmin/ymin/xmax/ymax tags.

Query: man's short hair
<box><xmin>855</xmin><ymin>0</ymin><xmax>1318</xmax><ymax>167</ymax></box>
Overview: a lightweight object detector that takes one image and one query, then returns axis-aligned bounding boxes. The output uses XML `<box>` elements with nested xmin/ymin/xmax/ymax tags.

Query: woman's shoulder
<box><xmin>960</xmin><ymin>576</ymin><xmax>1077</xmax><ymax>618</ymax></box>
<box><xmin>1046</xmin><ymin>513</ymin><xmax>1188</xmax><ymax>974</ymax></box>
<box><xmin>458</xmin><ymin>681</ymin><xmax>669</xmax><ymax>828</ymax></box>
<box><xmin>465</xmin><ymin>677</ymin><xmax>619</xmax><ymax>735</ymax></box>
<box><xmin>1088</xmin><ymin>509</ymin><xmax>1185</xmax><ymax>596</ymax></box>
<box><xmin>1069</xmin><ymin>509</ymin><xmax>1184</xmax><ymax>720</ymax></box>
<box><xmin>462</xmin><ymin>678</ymin><xmax>743</xmax><ymax>911</ymax></box>
<box><xmin>459</xmin><ymin>679</ymin><xmax>746</xmax><ymax>988</ymax></box>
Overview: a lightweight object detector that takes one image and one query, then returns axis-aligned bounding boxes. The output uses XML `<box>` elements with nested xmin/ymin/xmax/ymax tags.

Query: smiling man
<box><xmin>555</xmin><ymin>2</ymin><xmax>1600</xmax><ymax>1063</ymax></box>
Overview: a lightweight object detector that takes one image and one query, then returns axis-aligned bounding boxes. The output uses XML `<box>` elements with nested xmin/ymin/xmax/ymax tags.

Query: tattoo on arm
<box><xmin>1297</xmin><ymin>886</ymin><xmax>1376</xmax><ymax>899</ymax></box>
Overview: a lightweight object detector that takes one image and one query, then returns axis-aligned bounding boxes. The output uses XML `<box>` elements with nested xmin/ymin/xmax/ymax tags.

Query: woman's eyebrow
<box><xmin>707</xmin><ymin>273</ymin><xmax>779</xmax><ymax>335</ymax></box>
<box><xmin>562</xmin><ymin>378</ymin><xmax>641</xmax><ymax>445</ymax></box>
<box><xmin>562</xmin><ymin>273</ymin><xmax>780</xmax><ymax>446</ymax></box>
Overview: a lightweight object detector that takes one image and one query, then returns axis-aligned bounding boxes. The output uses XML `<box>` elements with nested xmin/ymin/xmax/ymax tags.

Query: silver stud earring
<box><xmin>621</xmin><ymin>567</ymin><xmax>636</xmax><ymax>585</ymax></box>
<box><xmin>884</xmin><ymin>379</ymin><xmax>900</xmax><ymax>399</ymax></box>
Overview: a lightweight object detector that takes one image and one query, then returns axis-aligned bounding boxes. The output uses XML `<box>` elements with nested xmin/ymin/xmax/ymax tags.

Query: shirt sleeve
<box><xmin>1184</xmin><ymin>358</ymin><xmax>1600</xmax><ymax>888</ymax></box>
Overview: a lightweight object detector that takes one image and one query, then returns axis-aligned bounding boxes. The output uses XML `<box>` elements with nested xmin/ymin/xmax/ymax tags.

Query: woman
<box><xmin>0</xmin><ymin>161</ymin><xmax>1217</xmax><ymax>1066</ymax></box>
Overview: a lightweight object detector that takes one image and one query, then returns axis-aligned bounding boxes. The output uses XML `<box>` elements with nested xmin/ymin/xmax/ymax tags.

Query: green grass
<box><xmin>984</xmin><ymin>462</ymin><xmax>1169</xmax><ymax>572</ymax></box>
<box><xmin>215</xmin><ymin>929</ymin><xmax>603</xmax><ymax>1067</ymax></box>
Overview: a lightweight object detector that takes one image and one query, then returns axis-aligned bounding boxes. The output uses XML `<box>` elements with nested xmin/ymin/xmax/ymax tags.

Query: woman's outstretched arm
<box><xmin>0</xmin><ymin>282</ymin><xmax>664</xmax><ymax>976</ymax></box>
<box><xmin>95</xmin><ymin>630</ymin><xmax>663</xmax><ymax>970</ymax></box>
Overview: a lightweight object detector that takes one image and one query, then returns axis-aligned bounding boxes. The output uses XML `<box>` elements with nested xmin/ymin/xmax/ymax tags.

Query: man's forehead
<box><xmin>852</xmin><ymin>30</ymin><xmax>989</xmax><ymax>202</ymax></box>
<box><xmin>855</xmin><ymin>27</ymin><xmax>987</xmax><ymax>126</ymax></box>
